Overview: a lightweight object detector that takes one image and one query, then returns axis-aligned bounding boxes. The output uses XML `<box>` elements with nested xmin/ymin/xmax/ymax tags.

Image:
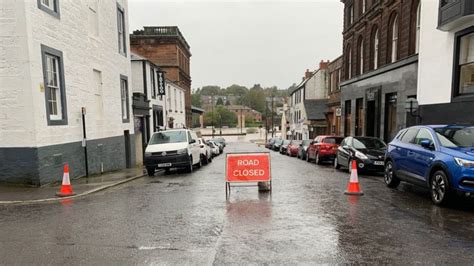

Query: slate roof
<box><xmin>304</xmin><ymin>99</ymin><xmax>328</xmax><ymax>120</ymax></box>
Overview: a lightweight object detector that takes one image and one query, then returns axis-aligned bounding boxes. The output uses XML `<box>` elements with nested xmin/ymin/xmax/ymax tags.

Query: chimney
<box><xmin>305</xmin><ymin>69</ymin><xmax>312</xmax><ymax>79</ymax></box>
<box><xmin>319</xmin><ymin>60</ymin><xmax>329</xmax><ymax>70</ymax></box>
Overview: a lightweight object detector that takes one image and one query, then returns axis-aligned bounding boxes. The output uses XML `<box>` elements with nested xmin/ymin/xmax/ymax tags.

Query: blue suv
<box><xmin>385</xmin><ymin>125</ymin><xmax>474</xmax><ymax>205</ymax></box>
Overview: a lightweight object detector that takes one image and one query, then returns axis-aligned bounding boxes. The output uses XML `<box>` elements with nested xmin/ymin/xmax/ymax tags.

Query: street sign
<box><xmin>157</xmin><ymin>71</ymin><xmax>166</xmax><ymax>95</ymax></box>
<box><xmin>335</xmin><ymin>107</ymin><xmax>342</xmax><ymax>117</ymax></box>
<box><xmin>226</xmin><ymin>153</ymin><xmax>271</xmax><ymax>182</ymax></box>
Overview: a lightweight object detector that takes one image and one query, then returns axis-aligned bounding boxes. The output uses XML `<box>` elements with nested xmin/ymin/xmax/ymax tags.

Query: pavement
<box><xmin>0</xmin><ymin>167</ymin><xmax>146</xmax><ymax>204</ymax></box>
<box><xmin>1</xmin><ymin>142</ymin><xmax>474</xmax><ymax>264</ymax></box>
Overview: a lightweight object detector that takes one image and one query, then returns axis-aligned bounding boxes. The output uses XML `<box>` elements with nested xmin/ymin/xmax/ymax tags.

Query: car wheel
<box><xmin>334</xmin><ymin>156</ymin><xmax>341</xmax><ymax>169</ymax></box>
<box><xmin>384</xmin><ymin>161</ymin><xmax>400</xmax><ymax>188</ymax></box>
<box><xmin>164</xmin><ymin>168</ymin><xmax>171</xmax><ymax>175</ymax></box>
<box><xmin>430</xmin><ymin>170</ymin><xmax>451</xmax><ymax>206</ymax></box>
<box><xmin>146</xmin><ymin>167</ymin><xmax>155</xmax><ymax>177</ymax></box>
<box><xmin>185</xmin><ymin>157</ymin><xmax>193</xmax><ymax>173</ymax></box>
<box><xmin>306</xmin><ymin>153</ymin><xmax>310</xmax><ymax>162</ymax></box>
<box><xmin>315</xmin><ymin>153</ymin><xmax>321</xmax><ymax>165</ymax></box>
<box><xmin>209</xmin><ymin>155</ymin><xmax>213</xmax><ymax>163</ymax></box>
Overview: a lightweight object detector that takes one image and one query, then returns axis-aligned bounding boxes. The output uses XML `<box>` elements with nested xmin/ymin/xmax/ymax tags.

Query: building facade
<box><xmin>130</xmin><ymin>26</ymin><xmax>192</xmax><ymax>127</ymax></box>
<box><xmin>417</xmin><ymin>0</ymin><xmax>474</xmax><ymax>124</ymax></box>
<box><xmin>165</xmin><ymin>80</ymin><xmax>187</xmax><ymax>129</ymax></box>
<box><xmin>340</xmin><ymin>0</ymin><xmax>420</xmax><ymax>142</ymax></box>
<box><xmin>0</xmin><ymin>0</ymin><xmax>134</xmax><ymax>185</ymax></box>
<box><xmin>327</xmin><ymin>56</ymin><xmax>343</xmax><ymax>136</ymax></box>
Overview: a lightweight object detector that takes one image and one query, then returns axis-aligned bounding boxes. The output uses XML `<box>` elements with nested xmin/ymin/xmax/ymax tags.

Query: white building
<box><xmin>166</xmin><ymin>80</ymin><xmax>187</xmax><ymax>129</ymax></box>
<box><xmin>417</xmin><ymin>0</ymin><xmax>474</xmax><ymax>124</ymax></box>
<box><xmin>0</xmin><ymin>0</ymin><xmax>134</xmax><ymax>185</ymax></box>
<box><xmin>288</xmin><ymin>62</ymin><xmax>330</xmax><ymax>140</ymax></box>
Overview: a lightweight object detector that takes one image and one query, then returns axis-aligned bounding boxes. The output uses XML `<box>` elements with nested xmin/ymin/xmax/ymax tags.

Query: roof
<box><xmin>304</xmin><ymin>99</ymin><xmax>328</xmax><ymax>120</ymax></box>
<box><xmin>131</xmin><ymin>53</ymin><xmax>146</xmax><ymax>61</ymax></box>
<box><xmin>225</xmin><ymin>105</ymin><xmax>261</xmax><ymax>113</ymax></box>
<box><xmin>191</xmin><ymin>106</ymin><xmax>205</xmax><ymax>114</ymax></box>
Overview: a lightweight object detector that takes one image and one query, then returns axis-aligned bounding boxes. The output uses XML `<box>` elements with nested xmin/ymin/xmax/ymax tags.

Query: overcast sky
<box><xmin>128</xmin><ymin>0</ymin><xmax>343</xmax><ymax>91</ymax></box>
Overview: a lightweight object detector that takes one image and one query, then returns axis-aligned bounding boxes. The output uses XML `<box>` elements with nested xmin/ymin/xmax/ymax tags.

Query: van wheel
<box><xmin>430</xmin><ymin>170</ymin><xmax>451</xmax><ymax>206</ymax></box>
<box><xmin>185</xmin><ymin>157</ymin><xmax>193</xmax><ymax>173</ymax></box>
<box><xmin>384</xmin><ymin>161</ymin><xmax>400</xmax><ymax>188</ymax></box>
<box><xmin>146</xmin><ymin>167</ymin><xmax>155</xmax><ymax>177</ymax></box>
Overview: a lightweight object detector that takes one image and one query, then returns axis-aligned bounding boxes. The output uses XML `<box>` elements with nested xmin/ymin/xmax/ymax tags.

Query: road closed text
<box><xmin>226</xmin><ymin>153</ymin><xmax>270</xmax><ymax>182</ymax></box>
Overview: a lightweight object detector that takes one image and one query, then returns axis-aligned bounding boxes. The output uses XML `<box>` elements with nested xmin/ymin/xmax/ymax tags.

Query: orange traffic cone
<box><xmin>56</xmin><ymin>164</ymin><xmax>75</xmax><ymax>197</ymax></box>
<box><xmin>344</xmin><ymin>160</ymin><xmax>364</xmax><ymax>196</ymax></box>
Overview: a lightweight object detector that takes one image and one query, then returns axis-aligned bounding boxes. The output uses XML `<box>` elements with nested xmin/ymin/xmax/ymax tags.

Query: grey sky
<box><xmin>128</xmin><ymin>0</ymin><xmax>343</xmax><ymax>91</ymax></box>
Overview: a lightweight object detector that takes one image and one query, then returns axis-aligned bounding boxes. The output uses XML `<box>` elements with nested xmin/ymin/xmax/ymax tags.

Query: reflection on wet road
<box><xmin>1</xmin><ymin>142</ymin><xmax>474</xmax><ymax>264</ymax></box>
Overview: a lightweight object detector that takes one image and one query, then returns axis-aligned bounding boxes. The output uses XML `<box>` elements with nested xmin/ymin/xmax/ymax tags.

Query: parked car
<box><xmin>265</xmin><ymin>138</ymin><xmax>276</xmax><ymax>149</ymax></box>
<box><xmin>272</xmin><ymin>139</ymin><xmax>283</xmax><ymax>151</ymax></box>
<box><xmin>385</xmin><ymin>125</ymin><xmax>474</xmax><ymax>205</ymax></box>
<box><xmin>209</xmin><ymin>140</ymin><xmax>223</xmax><ymax>154</ymax></box>
<box><xmin>144</xmin><ymin>129</ymin><xmax>201</xmax><ymax>176</ymax></box>
<box><xmin>280</xmin><ymin>140</ymin><xmax>291</xmax><ymax>154</ymax></box>
<box><xmin>297</xmin><ymin>139</ymin><xmax>312</xmax><ymax>160</ymax></box>
<box><xmin>307</xmin><ymin>136</ymin><xmax>344</xmax><ymax>164</ymax></box>
<box><xmin>334</xmin><ymin>136</ymin><xmax>387</xmax><ymax>173</ymax></box>
<box><xmin>207</xmin><ymin>141</ymin><xmax>220</xmax><ymax>157</ymax></box>
<box><xmin>287</xmin><ymin>140</ymin><xmax>302</xmax><ymax>157</ymax></box>
<box><xmin>212</xmin><ymin>137</ymin><xmax>226</xmax><ymax>148</ymax></box>
<box><xmin>198</xmin><ymin>138</ymin><xmax>212</xmax><ymax>165</ymax></box>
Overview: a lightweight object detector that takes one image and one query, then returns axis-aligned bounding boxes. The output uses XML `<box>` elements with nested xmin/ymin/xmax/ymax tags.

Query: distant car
<box><xmin>307</xmin><ymin>136</ymin><xmax>344</xmax><ymax>164</ymax></box>
<box><xmin>287</xmin><ymin>140</ymin><xmax>302</xmax><ymax>157</ymax></box>
<box><xmin>297</xmin><ymin>139</ymin><xmax>311</xmax><ymax>160</ymax></box>
<box><xmin>207</xmin><ymin>141</ymin><xmax>220</xmax><ymax>156</ymax></box>
<box><xmin>198</xmin><ymin>138</ymin><xmax>212</xmax><ymax>165</ymax></box>
<box><xmin>334</xmin><ymin>136</ymin><xmax>387</xmax><ymax>173</ymax></box>
<box><xmin>280</xmin><ymin>140</ymin><xmax>291</xmax><ymax>154</ymax></box>
<box><xmin>144</xmin><ymin>129</ymin><xmax>201</xmax><ymax>175</ymax></box>
<box><xmin>265</xmin><ymin>138</ymin><xmax>276</xmax><ymax>149</ymax></box>
<box><xmin>209</xmin><ymin>140</ymin><xmax>223</xmax><ymax>154</ymax></box>
<box><xmin>385</xmin><ymin>125</ymin><xmax>474</xmax><ymax>205</ymax></box>
<box><xmin>212</xmin><ymin>137</ymin><xmax>226</xmax><ymax>148</ymax></box>
<box><xmin>272</xmin><ymin>139</ymin><xmax>283</xmax><ymax>151</ymax></box>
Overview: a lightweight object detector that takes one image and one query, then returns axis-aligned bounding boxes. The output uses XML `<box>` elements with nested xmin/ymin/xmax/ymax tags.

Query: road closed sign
<box><xmin>226</xmin><ymin>153</ymin><xmax>271</xmax><ymax>182</ymax></box>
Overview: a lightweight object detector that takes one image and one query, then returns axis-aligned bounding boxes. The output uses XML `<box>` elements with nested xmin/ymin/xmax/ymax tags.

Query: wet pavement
<box><xmin>1</xmin><ymin>142</ymin><xmax>474</xmax><ymax>264</ymax></box>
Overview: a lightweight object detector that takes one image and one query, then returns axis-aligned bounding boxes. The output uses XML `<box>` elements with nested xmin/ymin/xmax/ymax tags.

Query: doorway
<box><xmin>344</xmin><ymin>100</ymin><xmax>352</xmax><ymax>137</ymax></box>
<box><xmin>366</xmin><ymin>100</ymin><xmax>376</xmax><ymax>137</ymax></box>
<box><xmin>355</xmin><ymin>98</ymin><xmax>364</xmax><ymax>136</ymax></box>
<box><xmin>384</xmin><ymin>93</ymin><xmax>398</xmax><ymax>142</ymax></box>
<box><xmin>124</xmin><ymin>130</ymin><xmax>132</xmax><ymax>168</ymax></box>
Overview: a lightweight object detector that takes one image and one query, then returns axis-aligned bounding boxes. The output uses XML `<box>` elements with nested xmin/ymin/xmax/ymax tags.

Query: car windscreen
<box><xmin>283</xmin><ymin>140</ymin><xmax>290</xmax><ymax>145</ymax></box>
<box><xmin>323</xmin><ymin>137</ymin><xmax>343</xmax><ymax>144</ymax></box>
<box><xmin>353</xmin><ymin>138</ymin><xmax>386</xmax><ymax>150</ymax></box>
<box><xmin>435</xmin><ymin>127</ymin><xmax>474</xmax><ymax>148</ymax></box>
<box><xmin>149</xmin><ymin>131</ymin><xmax>187</xmax><ymax>145</ymax></box>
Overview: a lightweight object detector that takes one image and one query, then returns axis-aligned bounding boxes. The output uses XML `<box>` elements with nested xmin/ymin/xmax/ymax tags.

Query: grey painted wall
<box><xmin>0</xmin><ymin>134</ymin><xmax>136</xmax><ymax>186</ymax></box>
<box><xmin>340</xmin><ymin>58</ymin><xmax>418</xmax><ymax>142</ymax></box>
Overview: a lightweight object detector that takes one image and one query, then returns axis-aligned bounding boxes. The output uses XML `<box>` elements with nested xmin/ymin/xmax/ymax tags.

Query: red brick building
<box><xmin>340</xmin><ymin>0</ymin><xmax>420</xmax><ymax>141</ymax></box>
<box><xmin>130</xmin><ymin>26</ymin><xmax>193</xmax><ymax>127</ymax></box>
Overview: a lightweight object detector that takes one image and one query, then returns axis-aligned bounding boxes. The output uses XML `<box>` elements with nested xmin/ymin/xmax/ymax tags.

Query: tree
<box><xmin>200</xmin><ymin>85</ymin><xmax>222</xmax><ymax>96</ymax></box>
<box><xmin>216</xmin><ymin>97</ymin><xmax>224</xmax><ymax>105</ymax></box>
<box><xmin>203</xmin><ymin>106</ymin><xmax>237</xmax><ymax>127</ymax></box>
<box><xmin>191</xmin><ymin>93</ymin><xmax>202</xmax><ymax>107</ymax></box>
<box><xmin>226</xmin><ymin>84</ymin><xmax>248</xmax><ymax>96</ymax></box>
<box><xmin>241</xmin><ymin>88</ymin><xmax>266</xmax><ymax>113</ymax></box>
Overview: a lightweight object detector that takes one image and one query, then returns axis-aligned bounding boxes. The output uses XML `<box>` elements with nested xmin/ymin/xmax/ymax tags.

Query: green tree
<box><xmin>226</xmin><ymin>84</ymin><xmax>248</xmax><ymax>96</ymax></box>
<box><xmin>241</xmin><ymin>87</ymin><xmax>266</xmax><ymax>113</ymax></box>
<box><xmin>216</xmin><ymin>97</ymin><xmax>224</xmax><ymax>105</ymax></box>
<box><xmin>200</xmin><ymin>85</ymin><xmax>223</xmax><ymax>96</ymax></box>
<box><xmin>203</xmin><ymin>106</ymin><xmax>237</xmax><ymax>127</ymax></box>
<box><xmin>191</xmin><ymin>93</ymin><xmax>202</xmax><ymax>107</ymax></box>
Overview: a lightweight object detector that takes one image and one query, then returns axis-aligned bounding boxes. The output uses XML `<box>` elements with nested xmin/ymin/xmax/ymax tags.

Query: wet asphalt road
<box><xmin>1</xmin><ymin>142</ymin><xmax>474</xmax><ymax>265</ymax></box>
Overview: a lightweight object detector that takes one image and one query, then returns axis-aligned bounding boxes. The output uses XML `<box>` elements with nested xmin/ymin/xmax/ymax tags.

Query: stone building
<box><xmin>417</xmin><ymin>0</ymin><xmax>474</xmax><ymax>124</ymax></box>
<box><xmin>340</xmin><ymin>0</ymin><xmax>420</xmax><ymax>142</ymax></box>
<box><xmin>225</xmin><ymin>105</ymin><xmax>262</xmax><ymax>128</ymax></box>
<box><xmin>130</xmin><ymin>26</ymin><xmax>192</xmax><ymax>127</ymax></box>
<box><xmin>0</xmin><ymin>0</ymin><xmax>134</xmax><ymax>185</ymax></box>
<box><xmin>327</xmin><ymin>56</ymin><xmax>343</xmax><ymax>136</ymax></box>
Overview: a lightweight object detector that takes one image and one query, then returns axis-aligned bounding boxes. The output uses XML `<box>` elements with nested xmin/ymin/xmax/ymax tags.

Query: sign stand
<box><xmin>225</xmin><ymin>152</ymin><xmax>272</xmax><ymax>199</ymax></box>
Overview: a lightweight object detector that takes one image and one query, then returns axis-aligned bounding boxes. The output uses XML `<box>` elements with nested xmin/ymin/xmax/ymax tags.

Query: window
<box><xmin>93</xmin><ymin>69</ymin><xmax>103</xmax><ymax>119</ymax></box>
<box><xmin>349</xmin><ymin>5</ymin><xmax>354</xmax><ymax>25</ymax></box>
<box><xmin>117</xmin><ymin>4</ymin><xmax>126</xmax><ymax>56</ymax></box>
<box><xmin>120</xmin><ymin>75</ymin><xmax>129</xmax><ymax>123</ymax></box>
<box><xmin>41</xmin><ymin>45</ymin><xmax>67</xmax><ymax>125</ymax></box>
<box><xmin>415</xmin><ymin>2</ymin><xmax>421</xmax><ymax>53</ymax></box>
<box><xmin>180</xmin><ymin>91</ymin><xmax>183</xmax><ymax>112</ymax></box>
<box><xmin>457</xmin><ymin>31</ymin><xmax>474</xmax><ymax>95</ymax></box>
<box><xmin>358</xmin><ymin>38</ymin><xmax>364</xmax><ymax>75</ymax></box>
<box><xmin>362</xmin><ymin>0</ymin><xmax>366</xmax><ymax>14</ymax></box>
<box><xmin>151</xmin><ymin>68</ymin><xmax>156</xmax><ymax>98</ymax></box>
<box><xmin>88</xmin><ymin>0</ymin><xmax>99</xmax><ymax>37</ymax></box>
<box><xmin>167</xmin><ymin>86</ymin><xmax>172</xmax><ymax>110</ymax></box>
<box><xmin>373</xmin><ymin>29</ymin><xmax>379</xmax><ymax>69</ymax></box>
<box><xmin>390</xmin><ymin>15</ymin><xmax>399</xmax><ymax>63</ymax></box>
<box><xmin>414</xmin><ymin>128</ymin><xmax>434</xmax><ymax>146</ymax></box>
<box><xmin>37</xmin><ymin>0</ymin><xmax>59</xmax><ymax>18</ymax></box>
<box><xmin>174</xmin><ymin>88</ymin><xmax>177</xmax><ymax>111</ymax></box>
<box><xmin>347</xmin><ymin>46</ymin><xmax>352</xmax><ymax>79</ymax></box>
<box><xmin>400</xmin><ymin>128</ymin><xmax>419</xmax><ymax>143</ymax></box>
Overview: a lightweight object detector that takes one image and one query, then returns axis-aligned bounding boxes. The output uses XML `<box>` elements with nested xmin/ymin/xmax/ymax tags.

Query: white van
<box><xmin>144</xmin><ymin>129</ymin><xmax>201</xmax><ymax>176</ymax></box>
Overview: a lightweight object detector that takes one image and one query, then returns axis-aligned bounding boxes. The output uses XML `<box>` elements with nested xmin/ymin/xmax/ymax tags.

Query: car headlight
<box><xmin>454</xmin><ymin>157</ymin><xmax>474</xmax><ymax>168</ymax></box>
<box><xmin>177</xmin><ymin>148</ymin><xmax>188</xmax><ymax>155</ymax></box>
<box><xmin>355</xmin><ymin>151</ymin><xmax>368</xmax><ymax>160</ymax></box>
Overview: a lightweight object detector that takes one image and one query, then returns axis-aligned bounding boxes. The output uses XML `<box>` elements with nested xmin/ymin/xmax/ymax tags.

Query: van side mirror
<box><xmin>342</xmin><ymin>145</ymin><xmax>350</xmax><ymax>150</ymax></box>
<box><xmin>189</xmin><ymin>139</ymin><xmax>196</xmax><ymax>144</ymax></box>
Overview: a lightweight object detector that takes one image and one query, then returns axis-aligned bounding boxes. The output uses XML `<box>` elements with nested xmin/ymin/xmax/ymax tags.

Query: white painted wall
<box><xmin>305</xmin><ymin>69</ymin><xmax>328</xmax><ymax>100</ymax></box>
<box><xmin>165</xmin><ymin>81</ymin><xmax>186</xmax><ymax>128</ymax></box>
<box><xmin>417</xmin><ymin>1</ymin><xmax>474</xmax><ymax>105</ymax></box>
<box><xmin>0</xmin><ymin>0</ymin><xmax>133</xmax><ymax>147</ymax></box>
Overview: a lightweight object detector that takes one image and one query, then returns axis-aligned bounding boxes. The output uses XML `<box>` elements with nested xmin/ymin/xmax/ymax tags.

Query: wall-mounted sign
<box><xmin>157</xmin><ymin>71</ymin><xmax>166</xmax><ymax>95</ymax></box>
<box><xmin>335</xmin><ymin>107</ymin><xmax>342</xmax><ymax>117</ymax></box>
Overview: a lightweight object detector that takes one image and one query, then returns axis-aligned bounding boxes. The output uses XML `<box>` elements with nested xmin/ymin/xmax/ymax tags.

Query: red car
<box><xmin>306</xmin><ymin>135</ymin><xmax>344</xmax><ymax>164</ymax></box>
<box><xmin>287</xmin><ymin>140</ymin><xmax>302</xmax><ymax>157</ymax></box>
